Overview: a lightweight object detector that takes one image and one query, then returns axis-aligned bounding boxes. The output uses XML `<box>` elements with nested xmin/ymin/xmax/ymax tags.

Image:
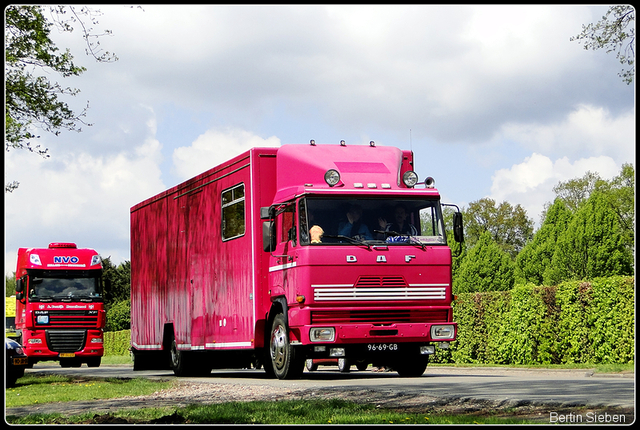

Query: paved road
<box><xmin>24</xmin><ymin>363</ymin><xmax>635</xmax><ymax>409</ymax></box>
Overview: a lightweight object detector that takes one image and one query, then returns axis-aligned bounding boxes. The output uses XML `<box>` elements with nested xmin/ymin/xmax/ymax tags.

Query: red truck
<box><xmin>130</xmin><ymin>141</ymin><xmax>462</xmax><ymax>379</ymax></box>
<box><xmin>14</xmin><ymin>243</ymin><xmax>105</xmax><ymax>367</ymax></box>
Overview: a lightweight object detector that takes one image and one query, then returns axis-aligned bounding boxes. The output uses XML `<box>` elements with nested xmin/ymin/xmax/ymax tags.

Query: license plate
<box><xmin>59</xmin><ymin>353</ymin><xmax>76</xmax><ymax>358</ymax></box>
<box><xmin>367</xmin><ymin>343</ymin><xmax>398</xmax><ymax>352</ymax></box>
<box><xmin>12</xmin><ymin>357</ymin><xmax>28</xmax><ymax>366</ymax></box>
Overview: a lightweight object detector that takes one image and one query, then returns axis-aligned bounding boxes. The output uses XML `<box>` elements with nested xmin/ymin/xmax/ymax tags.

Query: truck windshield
<box><xmin>27</xmin><ymin>270</ymin><xmax>103</xmax><ymax>302</ymax></box>
<box><xmin>299</xmin><ymin>197</ymin><xmax>446</xmax><ymax>246</ymax></box>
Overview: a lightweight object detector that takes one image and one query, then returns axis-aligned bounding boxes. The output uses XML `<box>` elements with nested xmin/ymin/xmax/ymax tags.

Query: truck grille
<box><xmin>47</xmin><ymin>310</ymin><xmax>98</xmax><ymax>328</ymax></box>
<box><xmin>311</xmin><ymin>309</ymin><xmax>450</xmax><ymax>325</ymax></box>
<box><xmin>312</xmin><ymin>277</ymin><xmax>447</xmax><ymax>301</ymax></box>
<box><xmin>46</xmin><ymin>330</ymin><xmax>87</xmax><ymax>352</ymax></box>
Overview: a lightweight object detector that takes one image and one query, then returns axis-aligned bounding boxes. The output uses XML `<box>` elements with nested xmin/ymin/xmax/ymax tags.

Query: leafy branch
<box><xmin>571</xmin><ymin>5</ymin><xmax>635</xmax><ymax>84</ymax></box>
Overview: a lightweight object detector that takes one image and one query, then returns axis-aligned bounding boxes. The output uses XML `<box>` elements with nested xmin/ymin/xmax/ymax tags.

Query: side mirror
<box><xmin>16</xmin><ymin>292</ymin><xmax>24</xmax><ymax>301</ymax></box>
<box><xmin>16</xmin><ymin>278</ymin><xmax>23</xmax><ymax>293</ymax></box>
<box><xmin>453</xmin><ymin>212</ymin><xmax>464</xmax><ymax>243</ymax></box>
<box><xmin>263</xmin><ymin>221</ymin><xmax>276</xmax><ymax>252</ymax></box>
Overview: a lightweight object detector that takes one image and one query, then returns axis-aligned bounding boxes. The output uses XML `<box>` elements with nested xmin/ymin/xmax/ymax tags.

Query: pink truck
<box><xmin>14</xmin><ymin>243</ymin><xmax>105</xmax><ymax>367</ymax></box>
<box><xmin>130</xmin><ymin>142</ymin><xmax>462</xmax><ymax>379</ymax></box>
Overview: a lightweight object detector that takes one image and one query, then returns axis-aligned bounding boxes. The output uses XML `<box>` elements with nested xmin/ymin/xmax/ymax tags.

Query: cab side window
<box><xmin>279</xmin><ymin>204</ymin><xmax>296</xmax><ymax>246</ymax></box>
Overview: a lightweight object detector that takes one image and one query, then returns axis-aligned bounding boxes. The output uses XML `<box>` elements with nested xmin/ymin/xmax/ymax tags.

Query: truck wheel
<box><xmin>338</xmin><ymin>358</ymin><xmax>350</xmax><ymax>373</ymax></box>
<box><xmin>395</xmin><ymin>355</ymin><xmax>428</xmax><ymax>377</ymax></box>
<box><xmin>305</xmin><ymin>359</ymin><xmax>318</xmax><ymax>372</ymax></box>
<box><xmin>269</xmin><ymin>313</ymin><xmax>304</xmax><ymax>379</ymax></box>
<box><xmin>356</xmin><ymin>361</ymin><xmax>368</xmax><ymax>371</ymax></box>
<box><xmin>170</xmin><ymin>337</ymin><xmax>190</xmax><ymax>376</ymax></box>
<box><xmin>86</xmin><ymin>357</ymin><xmax>101</xmax><ymax>368</ymax></box>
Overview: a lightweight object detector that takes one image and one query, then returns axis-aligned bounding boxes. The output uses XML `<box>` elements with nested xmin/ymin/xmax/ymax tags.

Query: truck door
<box><xmin>269</xmin><ymin>203</ymin><xmax>297</xmax><ymax>299</ymax></box>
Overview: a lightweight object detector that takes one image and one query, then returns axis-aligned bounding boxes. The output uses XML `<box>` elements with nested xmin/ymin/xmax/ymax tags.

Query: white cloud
<box><xmin>500</xmin><ymin>104</ymin><xmax>635</xmax><ymax>164</ymax></box>
<box><xmin>490</xmin><ymin>153</ymin><xmax>620</xmax><ymax>224</ymax></box>
<box><xmin>172</xmin><ymin>128</ymin><xmax>281</xmax><ymax>180</ymax></box>
<box><xmin>5</xmin><ymin>131</ymin><xmax>165</xmax><ymax>276</ymax></box>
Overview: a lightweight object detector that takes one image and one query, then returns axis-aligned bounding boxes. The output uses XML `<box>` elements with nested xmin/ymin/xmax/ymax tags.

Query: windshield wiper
<box><xmin>323</xmin><ymin>234</ymin><xmax>371</xmax><ymax>249</ymax></box>
<box><xmin>374</xmin><ymin>230</ymin><xmax>426</xmax><ymax>250</ymax></box>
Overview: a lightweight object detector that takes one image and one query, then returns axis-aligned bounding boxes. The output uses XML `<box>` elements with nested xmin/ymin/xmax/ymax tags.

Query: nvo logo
<box><xmin>54</xmin><ymin>256</ymin><xmax>79</xmax><ymax>264</ymax></box>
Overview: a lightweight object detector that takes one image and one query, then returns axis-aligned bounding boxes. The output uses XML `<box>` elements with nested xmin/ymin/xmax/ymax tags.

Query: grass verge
<box><xmin>5</xmin><ymin>374</ymin><xmax>173</xmax><ymax>408</ymax></box>
<box><xmin>6</xmin><ymin>399</ymin><xmax>537</xmax><ymax>425</ymax></box>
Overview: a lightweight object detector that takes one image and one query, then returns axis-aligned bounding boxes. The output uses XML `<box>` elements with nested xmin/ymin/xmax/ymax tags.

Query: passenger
<box><xmin>309</xmin><ymin>225</ymin><xmax>324</xmax><ymax>243</ymax></box>
<box><xmin>338</xmin><ymin>204</ymin><xmax>373</xmax><ymax>240</ymax></box>
<box><xmin>378</xmin><ymin>205</ymin><xmax>418</xmax><ymax>236</ymax></box>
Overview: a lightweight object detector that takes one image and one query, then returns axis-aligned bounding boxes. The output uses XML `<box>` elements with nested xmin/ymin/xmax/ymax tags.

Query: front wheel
<box><xmin>86</xmin><ymin>357</ymin><xmax>101</xmax><ymax>368</ymax></box>
<box><xmin>269</xmin><ymin>313</ymin><xmax>304</xmax><ymax>379</ymax></box>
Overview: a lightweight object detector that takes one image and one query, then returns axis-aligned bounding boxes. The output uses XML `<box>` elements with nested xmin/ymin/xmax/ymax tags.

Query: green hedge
<box><xmin>103</xmin><ymin>277</ymin><xmax>634</xmax><ymax>363</ymax></box>
<box><xmin>433</xmin><ymin>276</ymin><xmax>634</xmax><ymax>365</ymax></box>
<box><xmin>103</xmin><ymin>329</ymin><xmax>131</xmax><ymax>356</ymax></box>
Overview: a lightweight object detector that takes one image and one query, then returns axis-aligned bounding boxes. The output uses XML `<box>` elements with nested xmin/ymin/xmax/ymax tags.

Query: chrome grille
<box><xmin>312</xmin><ymin>276</ymin><xmax>447</xmax><ymax>301</ymax></box>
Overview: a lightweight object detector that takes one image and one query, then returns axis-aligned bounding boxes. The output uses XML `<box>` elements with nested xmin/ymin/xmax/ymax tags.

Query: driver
<box><xmin>338</xmin><ymin>204</ymin><xmax>373</xmax><ymax>240</ymax></box>
<box><xmin>378</xmin><ymin>205</ymin><xmax>418</xmax><ymax>236</ymax></box>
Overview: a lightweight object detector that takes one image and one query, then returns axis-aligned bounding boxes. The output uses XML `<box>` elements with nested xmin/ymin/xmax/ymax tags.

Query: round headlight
<box><xmin>402</xmin><ymin>171</ymin><xmax>419</xmax><ymax>187</ymax></box>
<box><xmin>324</xmin><ymin>169</ymin><xmax>341</xmax><ymax>186</ymax></box>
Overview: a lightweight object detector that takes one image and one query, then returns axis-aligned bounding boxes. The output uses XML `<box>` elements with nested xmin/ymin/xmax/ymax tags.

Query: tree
<box><xmin>550</xmin><ymin>170</ymin><xmax>602</xmax><ymax>213</ymax></box>
<box><xmin>5</xmin><ymin>5</ymin><xmax>117</xmax><ymax>192</ymax></box>
<box><xmin>595</xmin><ymin>163</ymin><xmax>635</xmax><ymax>257</ymax></box>
<box><xmin>463</xmin><ymin>198</ymin><xmax>534</xmax><ymax>259</ymax></box>
<box><xmin>515</xmin><ymin>199</ymin><xmax>574</xmax><ymax>285</ymax></box>
<box><xmin>548</xmin><ymin>164</ymin><xmax>634</xmax><ymax>256</ymax></box>
<box><xmin>454</xmin><ymin>232</ymin><xmax>515</xmax><ymax>294</ymax></box>
<box><xmin>571</xmin><ymin>5</ymin><xmax>635</xmax><ymax>84</ymax></box>
<box><xmin>5</xmin><ymin>273</ymin><xmax>17</xmax><ymax>297</ymax></box>
<box><xmin>101</xmin><ymin>257</ymin><xmax>131</xmax><ymax>306</ymax></box>
<box><xmin>546</xmin><ymin>191</ymin><xmax>634</xmax><ymax>284</ymax></box>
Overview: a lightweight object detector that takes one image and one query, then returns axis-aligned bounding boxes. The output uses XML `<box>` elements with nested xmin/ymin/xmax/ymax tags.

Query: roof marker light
<box><xmin>310</xmin><ymin>139</ymin><xmax>316</xmax><ymax>146</ymax></box>
<box><xmin>369</xmin><ymin>141</ymin><xmax>376</xmax><ymax>147</ymax></box>
<box><xmin>340</xmin><ymin>140</ymin><xmax>346</xmax><ymax>146</ymax></box>
<box><xmin>324</xmin><ymin>169</ymin><xmax>341</xmax><ymax>186</ymax></box>
<box><xmin>49</xmin><ymin>242</ymin><xmax>77</xmax><ymax>249</ymax></box>
<box><xmin>402</xmin><ymin>171</ymin><xmax>419</xmax><ymax>187</ymax></box>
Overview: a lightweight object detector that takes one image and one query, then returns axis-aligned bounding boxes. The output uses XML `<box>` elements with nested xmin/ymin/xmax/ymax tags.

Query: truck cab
<box><xmin>14</xmin><ymin>243</ymin><xmax>105</xmax><ymax>367</ymax></box>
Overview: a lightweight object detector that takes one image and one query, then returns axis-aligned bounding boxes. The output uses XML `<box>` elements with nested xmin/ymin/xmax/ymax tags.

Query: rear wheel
<box><xmin>356</xmin><ymin>361</ymin><xmax>368</xmax><ymax>371</ymax></box>
<box><xmin>170</xmin><ymin>337</ymin><xmax>190</xmax><ymax>376</ymax></box>
<box><xmin>338</xmin><ymin>358</ymin><xmax>350</xmax><ymax>373</ymax></box>
<box><xmin>395</xmin><ymin>355</ymin><xmax>428</xmax><ymax>377</ymax></box>
<box><xmin>306</xmin><ymin>359</ymin><xmax>318</xmax><ymax>372</ymax></box>
<box><xmin>269</xmin><ymin>313</ymin><xmax>304</xmax><ymax>379</ymax></box>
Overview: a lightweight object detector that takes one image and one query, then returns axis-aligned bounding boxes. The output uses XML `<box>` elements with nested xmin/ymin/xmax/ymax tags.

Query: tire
<box><xmin>395</xmin><ymin>355</ymin><xmax>428</xmax><ymax>377</ymax></box>
<box><xmin>356</xmin><ymin>361</ymin><xmax>368</xmax><ymax>371</ymax></box>
<box><xmin>306</xmin><ymin>359</ymin><xmax>318</xmax><ymax>372</ymax></box>
<box><xmin>86</xmin><ymin>357</ymin><xmax>101</xmax><ymax>368</ymax></box>
<box><xmin>170</xmin><ymin>337</ymin><xmax>190</xmax><ymax>376</ymax></box>
<box><xmin>269</xmin><ymin>313</ymin><xmax>304</xmax><ymax>379</ymax></box>
<box><xmin>338</xmin><ymin>358</ymin><xmax>350</xmax><ymax>373</ymax></box>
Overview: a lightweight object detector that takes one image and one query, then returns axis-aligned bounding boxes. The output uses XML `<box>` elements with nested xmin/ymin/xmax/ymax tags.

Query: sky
<box><xmin>4</xmin><ymin>5</ymin><xmax>635</xmax><ymax>275</ymax></box>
